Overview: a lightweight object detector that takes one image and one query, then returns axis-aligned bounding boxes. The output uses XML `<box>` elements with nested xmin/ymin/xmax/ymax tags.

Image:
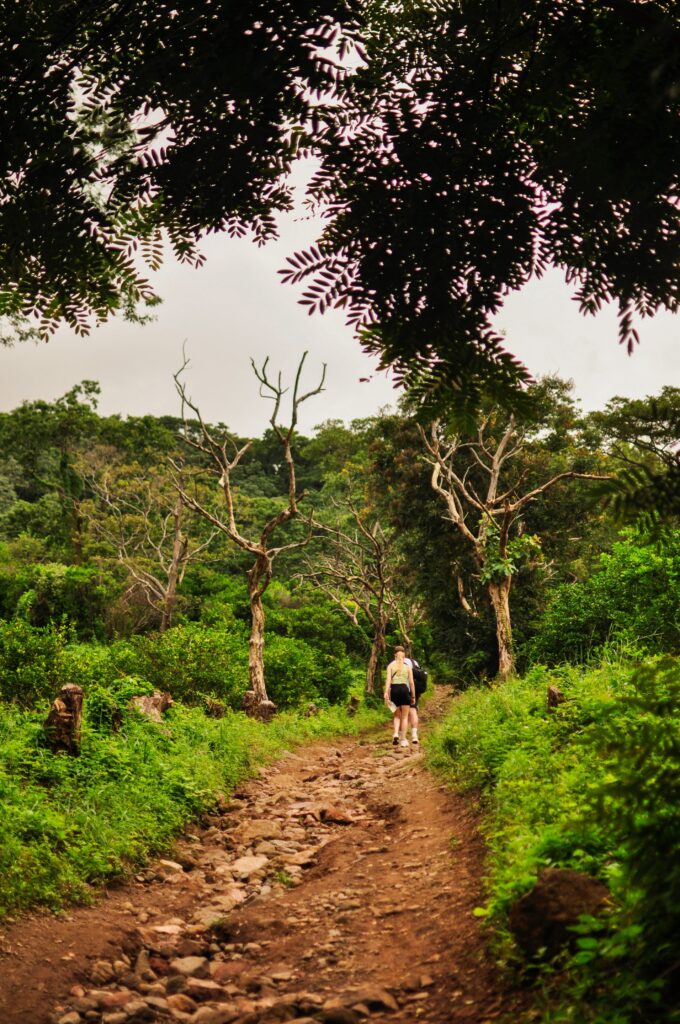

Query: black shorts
<box><xmin>390</xmin><ymin>683</ymin><xmax>412</xmax><ymax>708</ymax></box>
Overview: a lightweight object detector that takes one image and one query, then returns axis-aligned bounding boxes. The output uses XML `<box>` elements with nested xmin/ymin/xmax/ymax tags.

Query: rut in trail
<box><xmin>0</xmin><ymin>687</ymin><xmax>524</xmax><ymax>1024</ymax></box>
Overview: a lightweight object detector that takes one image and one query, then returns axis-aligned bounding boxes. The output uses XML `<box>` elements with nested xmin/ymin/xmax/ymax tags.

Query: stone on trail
<box><xmin>190</xmin><ymin>1006</ymin><xmax>241</xmax><ymax>1024</ymax></box>
<box><xmin>57</xmin><ymin>1014</ymin><xmax>81</xmax><ymax>1024</ymax></box>
<box><xmin>318</xmin><ymin>806</ymin><xmax>355</xmax><ymax>825</ymax></box>
<box><xmin>185</xmin><ymin>977</ymin><xmax>227</xmax><ymax>1000</ymax></box>
<box><xmin>170</xmin><ymin>956</ymin><xmax>210</xmax><ymax>978</ymax></box>
<box><xmin>90</xmin><ymin>959</ymin><xmax>116</xmax><ymax>984</ymax></box>
<box><xmin>231</xmin><ymin>854</ymin><xmax>269</xmax><ymax>877</ymax></box>
<box><xmin>167</xmin><ymin>993</ymin><xmax>199</xmax><ymax>1014</ymax></box>
<box><xmin>120</xmin><ymin>999</ymin><xmax>153</xmax><ymax>1019</ymax></box>
<box><xmin>346</xmin><ymin>987</ymin><xmax>399</xmax><ymax>1012</ymax></box>
<box><xmin>210</xmin><ymin>962</ymin><xmax>245</xmax><ymax>982</ymax></box>
<box><xmin>89</xmin><ymin>990</ymin><xmax>135</xmax><ymax>1010</ymax></box>
<box><xmin>236</xmin><ymin>820</ymin><xmax>283</xmax><ymax>843</ymax></box>
<box><xmin>159</xmin><ymin>859</ymin><xmax>186</xmax><ymax>873</ymax></box>
<box><xmin>152</xmin><ymin>923</ymin><xmax>184</xmax><ymax>936</ymax></box>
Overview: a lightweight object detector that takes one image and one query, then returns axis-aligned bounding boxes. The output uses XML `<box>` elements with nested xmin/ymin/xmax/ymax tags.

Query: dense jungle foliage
<box><xmin>0</xmin><ymin>377</ymin><xmax>678</xmax><ymax>1024</ymax></box>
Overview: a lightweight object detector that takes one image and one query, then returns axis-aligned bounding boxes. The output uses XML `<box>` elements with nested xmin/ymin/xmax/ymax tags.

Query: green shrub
<box><xmin>263</xmin><ymin>636</ymin><xmax>318</xmax><ymax>707</ymax></box>
<box><xmin>0</xmin><ymin>620</ymin><xmax>67</xmax><ymax>706</ymax></box>
<box><xmin>86</xmin><ymin>677</ymin><xmax>155</xmax><ymax>730</ymax></box>
<box><xmin>428</xmin><ymin>657</ymin><xmax>680</xmax><ymax>1024</ymax></box>
<box><xmin>585</xmin><ymin>658</ymin><xmax>680</xmax><ymax>962</ymax></box>
<box><xmin>128</xmin><ymin>624</ymin><xmax>249</xmax><ymax>705</ymax></box>
<box><xmin>528</xmin><ymin>532</ymin><xmax>680</xmax><ymax>664</ymax></box>
<box><xmin>0</xmin><ymin>562</ymin><xmax>118</xmax><ymax>640</ymax></box>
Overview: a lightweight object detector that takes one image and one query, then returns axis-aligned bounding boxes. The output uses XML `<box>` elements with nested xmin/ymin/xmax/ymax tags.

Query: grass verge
<box><xmin>426</xmin><ymin>657</ymin><xmax>680</xmax><ymax>1024</ymax></box>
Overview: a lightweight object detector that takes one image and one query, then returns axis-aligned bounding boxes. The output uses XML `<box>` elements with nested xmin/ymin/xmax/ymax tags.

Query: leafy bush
<box><xmin>260</xmin><ymin>635</ymin><xmax>351</xmax><ymax>707</ymax></box>
<box><xmin>428</xmin><ymin>657</ymin><xmax>680</xmax><ymax>1024</ymax></box>
<box><xmin>86</xmin><ymin>676</ymin><xmax>155</xmax><ymax>730</ymax></box>
<box><xmin>0</xmin><ymin>562</ymin><xmax>118</xmax><ymax>640</ymax></box>
<box><xmin>585</xmin><ymin>658</ymin><xmax>680</xmax><ymax>963</ymax></box>
<box><xmin>528</xmin><ymin>532</ymin><xmax>680</xmax><ymax>664</ymax></box>
<box><xmin>263</xmin><ymin>636</ymin><xmax>318</xmax><ymax>707</ymax></box>
<box><xmin>127</xmin><ymin>624</ymin><xmax>249</xmax><ymax>705</ymax></box>
<box><xmin>0</xmin><ymin>620</ymin><xmax>67</xmax><ymax>706</ymax></box>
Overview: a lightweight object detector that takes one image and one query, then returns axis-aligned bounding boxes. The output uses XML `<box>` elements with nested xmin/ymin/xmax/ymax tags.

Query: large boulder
<box><xmin>509</xmin><ymin>867</ymin><xmax>610</xmax><ymax>959</ymax></box>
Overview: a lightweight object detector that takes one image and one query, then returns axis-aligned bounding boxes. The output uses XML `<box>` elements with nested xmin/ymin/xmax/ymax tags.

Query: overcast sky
<box><xmin>2</xmin><ymin>192</ymin><xmax>679</xmax><ymax>435</ymax></box>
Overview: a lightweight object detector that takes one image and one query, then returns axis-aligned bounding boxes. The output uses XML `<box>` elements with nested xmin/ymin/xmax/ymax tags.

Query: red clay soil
<box><xmin>0</xmin><ymin>687</ymin><xmax>525</xmax><ymax>1024</ymax></box>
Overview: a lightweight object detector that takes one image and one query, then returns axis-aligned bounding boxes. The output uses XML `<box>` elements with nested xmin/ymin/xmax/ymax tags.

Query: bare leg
<box><xmin>392</xmin><ymin>709</ymin><xmax>400</xmax><ymax>741</ymax></box>
<box><xmin>399</xmin><ymin>706</ymin><xmax>410</xmax><ymax>745</ymax></box>
<box><xmin>409</xmin><ymin>705</ymin><xmax>419</xmax><ymax>743</ymax></box>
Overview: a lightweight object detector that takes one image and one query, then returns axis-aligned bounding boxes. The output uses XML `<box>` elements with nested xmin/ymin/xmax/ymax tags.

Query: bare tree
<box><xmin>302</xmin><ymin>491</ymin><xmax>405</xmax><ymax>695</ymax></box>
<box><xmin>420</xmin><ymin>415</ymin><xmax>606</xmax><ymax>679</ymax></box>
<box><xmin>173</xmin><ymin>352</ymin><xmax>326</xmax><ymax>714</ymax></box>
<box><xmin>81</xmin><ymin>453</ymin><xmax>215</xmax><ymax>632</ymax></box>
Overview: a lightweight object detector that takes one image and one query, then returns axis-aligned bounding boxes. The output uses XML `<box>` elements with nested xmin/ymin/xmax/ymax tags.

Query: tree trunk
<box><xmin>160</xmin><ymin>502</ymin><xmax>186</xmax><ymax>633</ymax></box>
<box><xmin>244</xmin><ymin>556</ymin><xmax>276</xmax><ymax>713</ymax></box>
<box><xmin>365</xmin><ymin>626</ymin><xmax>386</xmax><ymax>695</ymax></box>
<box><xmin>487</xmin><ymin>577</ymin><xmax>515</xmax><ymax>679</ymax></box>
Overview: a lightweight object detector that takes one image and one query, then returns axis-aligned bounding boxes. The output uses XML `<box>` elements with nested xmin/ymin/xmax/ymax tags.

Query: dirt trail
<box><xmin>0</xmin><ymin>687</ymin><xmax>523</xmax><ymax>1024</ymax></box>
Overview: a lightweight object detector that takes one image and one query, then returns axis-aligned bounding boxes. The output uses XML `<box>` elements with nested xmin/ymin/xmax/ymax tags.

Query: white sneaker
<box><xmin>400</xmin><ymin>739</ymin><xmax>409</xmax><ymax>747</ymax></box>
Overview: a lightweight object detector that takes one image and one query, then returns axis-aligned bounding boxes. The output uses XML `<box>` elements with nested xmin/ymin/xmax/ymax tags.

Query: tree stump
<box><xmin>241</xmin><ymin>690</ymin><xmax>277</xmax><ymax>722</ymax></box>
<box><xmin>129</xmin><ymin>690</ymin><xmax>174</xmax><ymax>723</ymax></box>
<box><xmin>346</xmin><ymin>694</ymin><xmax>360</xmax><ymax>717</ymax></box>
<box><xmin>44</xmin><ymin>684</ymin><xmax>84</xmax><ymax>755</ymax></box>
<box><xmin>204</xmin><ymin>697</ymin><xmax>226</xmax><ymax>719</ymax></box>
<box><xmin>547</xmin><ymin>685</ymin><xmax>566</xmax><ymax>711</ymax></box>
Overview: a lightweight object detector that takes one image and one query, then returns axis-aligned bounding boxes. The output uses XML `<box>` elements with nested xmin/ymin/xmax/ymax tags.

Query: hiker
<box><xmin>405</xmin><ymin>653</ymin><xmax>427</xmax><ymax>746</ymax></box>
<box><xmin>384</xmin><ymin>645</ymin><xmax>416</xmax><ymax>748</ymax></box>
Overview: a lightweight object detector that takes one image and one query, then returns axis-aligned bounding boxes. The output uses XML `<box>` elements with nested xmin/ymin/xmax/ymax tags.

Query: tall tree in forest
<box><xmin>302</xmin><ymin>489</ymin><xmax>403</xmax><ymax>695</ymax></box>
<box><xmin>420</xmin><ymin>412</ymin><xmax>606</xmax><ymax>678</ymax></box>
<box><xmin>586</xmin><ymin>388</ymin><xmax>680</xmax><ymax>524</ymax></box>
<box><xmin>80</xmin><ymin>453</ymin><xmax>215</xmax><ymax>632</ymax></box>
<box><xmin>0</xmin><ymin>382</ymin><xmax>101</xmax><ymax>560</ymax></box>
<box><xmin>173</xmin><ymin>353</ymin><xmax>325</xmax><ymax>713</ymax></box>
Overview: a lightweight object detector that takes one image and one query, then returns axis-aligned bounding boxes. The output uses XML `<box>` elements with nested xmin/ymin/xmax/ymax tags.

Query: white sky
<box><xmin>2</xmin><ymin>188</ymin><xmax>679</xmax><ymax>434</ymax></box>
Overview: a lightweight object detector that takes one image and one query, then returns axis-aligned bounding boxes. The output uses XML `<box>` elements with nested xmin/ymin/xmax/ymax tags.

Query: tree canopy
<box><xmin>1</xmin><ymin>2</ymin><xmax>679</xmax><ymax>408</ymax></box>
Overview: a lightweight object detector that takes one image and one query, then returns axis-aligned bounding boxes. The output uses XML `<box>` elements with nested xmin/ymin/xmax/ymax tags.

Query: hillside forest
<box><xmin>1</xmin><ymin>366</ymin><xmax>679</xmax><ymax>1024</ymax></box>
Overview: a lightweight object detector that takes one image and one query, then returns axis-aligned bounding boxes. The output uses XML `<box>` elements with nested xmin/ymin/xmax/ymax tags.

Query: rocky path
<box><xmin>0</xmin><ymin>688</ymin><xmax>523</xmax><ymax>1024</ymax></box>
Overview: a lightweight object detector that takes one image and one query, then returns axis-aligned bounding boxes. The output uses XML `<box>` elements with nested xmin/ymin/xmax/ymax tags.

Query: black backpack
<box><xmin>412</xmin><ymin>660</ymin><xmax>428</xmax><ymax>696</ymax></box>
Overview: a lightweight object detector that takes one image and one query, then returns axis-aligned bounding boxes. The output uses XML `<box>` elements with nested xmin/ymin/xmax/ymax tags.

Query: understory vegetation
<box><xmin>429</xmin><ymin>655</ymin><xmax>680</xmax><ymax>1023</ymax></box>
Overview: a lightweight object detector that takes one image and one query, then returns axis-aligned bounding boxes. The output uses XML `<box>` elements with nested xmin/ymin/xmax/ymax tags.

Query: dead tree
<box><xmin>302</xmin><ymin>492</ymin><xmax>403</xmax><ymax>695</ymax></box>
<box><xmin>420</xmin><ymin>415</ymin><xmax>606</xmax><ymax>679</ymax></box>
<box><xmin>81</xmin><ymin>455</ymin><xmax>215</xmax><ymax>632</ymax></box>
<box><xmin>174</xmin><ymin>352</ymin><xmax>326</xmax><ymax>713</ymax></box>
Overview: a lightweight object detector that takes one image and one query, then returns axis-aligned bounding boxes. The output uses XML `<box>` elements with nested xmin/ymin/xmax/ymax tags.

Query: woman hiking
<box><xmin>384</xmin><ymin>645</ymin><xmax>416</xmax><ymax>748</ymax></box>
